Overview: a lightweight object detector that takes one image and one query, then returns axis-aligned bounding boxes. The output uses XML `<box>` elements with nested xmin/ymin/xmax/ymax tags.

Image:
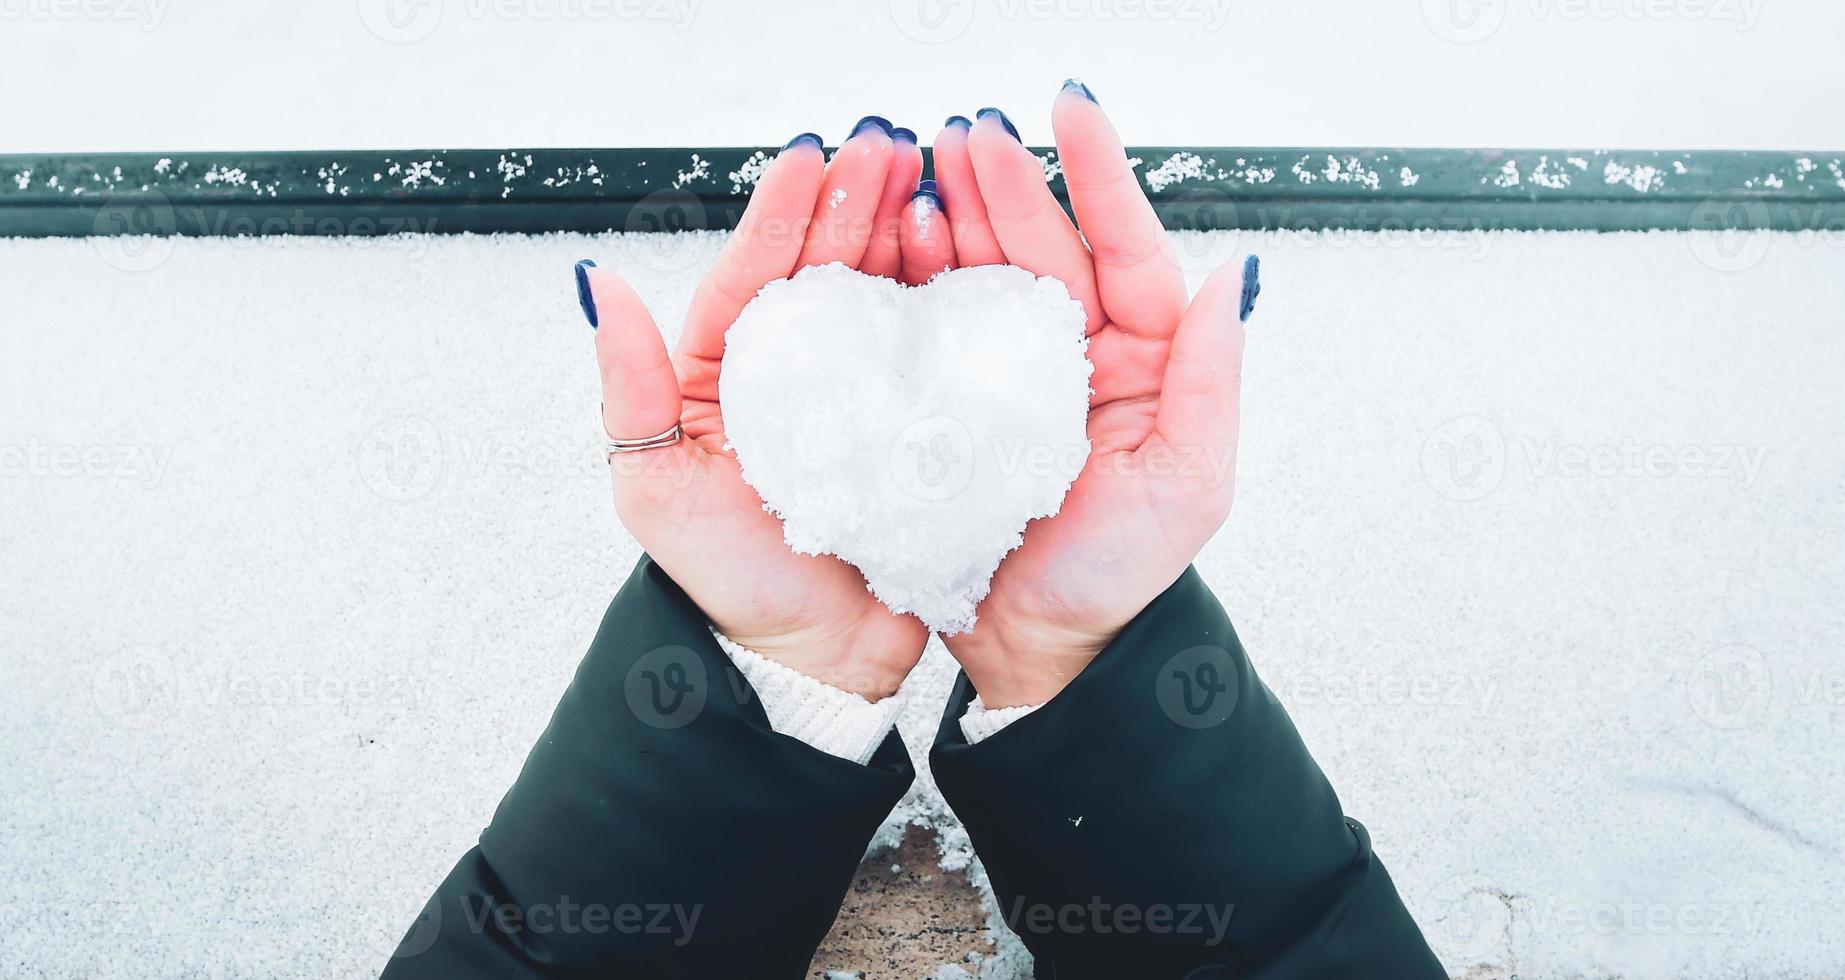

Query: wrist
<box><xmin>715</xmin><ymin>614</ymin><xmax>923</xmax><ymax>702</ymax></box>
<box><xmin>943</xmin><ymin>618</ymin><xmax>1115</xmax><ymax>709</ymax></box>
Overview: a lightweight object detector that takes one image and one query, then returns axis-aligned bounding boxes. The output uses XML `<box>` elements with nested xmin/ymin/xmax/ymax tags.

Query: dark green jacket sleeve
<box><xmin>930</xmin><ymin>568</ymin><xmax>1443</xmax><ymax>979</ymax></box>
<box><xmin>381</xmin><ymin>557</ymin><xmax>914</xmax><ymax>979</ymax></box>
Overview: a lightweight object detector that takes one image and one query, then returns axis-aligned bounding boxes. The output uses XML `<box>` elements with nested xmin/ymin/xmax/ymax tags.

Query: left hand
<box><xmin>900</xmin><ymin>83</ymin><xmax>1256</xmax><ymax>708</ymax></box>
<box><xmin>582</xmin><ymin>119</ymin><xmax>932</xmax><ymax>700</ymax></box>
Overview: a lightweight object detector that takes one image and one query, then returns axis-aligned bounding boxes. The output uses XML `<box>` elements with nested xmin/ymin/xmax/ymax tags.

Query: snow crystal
<box><xmin>726</xmin><ymin>150</ymin><xmax>770</xmax><ymax>195</ymax></box>
<box><xmin>673</xmin><ymin>153</ymin><xmax>710</xmax><ymax>189</ymax></box>
<box><xmin>1322</xmin><ymin>155</ymin><xmax>1381</xmax><ymax>190</ymax></box>
<box><xmin>1145</xmin><ymin>151</ymin><xmax>1215</xmax><ymax>192</ymax></box>
<box><xmin>720</xmin><ymin>263</ymin><xmax>1092</xmax><ymax>634</ymax></box>
<box><xmin>910</xmin><ymin>195</ymin><xmax>936</xmax><ymax>239</ymax></box>
<box><xmin>1603</xmin><ymin>160</ymin><xmax>1665</xmax><ymax>193</ymax></box>
<box><xmin>828</xmin><ymin>187</ymin><xmax>848</xmax><ymax>209</ymax></box>
<box><xmin>1290</xmin><ymin>155</ymin><xmax>1319</xmax><ymax>184</ymax></box>
<box><xmin>202</xmin><ymin>166</ymin><xmax>248</xmax><ymax>187</ymax></box>
<box><xmin>1529</xmin><ymin>156</ymin><xmax>1571</xmax><ymax>190</ymax></box>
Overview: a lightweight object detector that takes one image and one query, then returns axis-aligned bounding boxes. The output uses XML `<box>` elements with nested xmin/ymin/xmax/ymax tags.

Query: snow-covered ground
<box><xmin>2</xmin><ymin>227</ymin><xmax>1841</xmax><ymax>977</ymax></box>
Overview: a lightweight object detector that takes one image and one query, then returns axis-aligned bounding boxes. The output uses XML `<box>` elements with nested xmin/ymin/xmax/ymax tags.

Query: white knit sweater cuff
<box><xmin>959</xmin><ymin>695</ymin><xmax>1045</xmax><ymax>745</ymax></box>
<box><xmin>710</xmin><ymin>630</ymin><xmax>904</xmax><ymax>766</ymax></box>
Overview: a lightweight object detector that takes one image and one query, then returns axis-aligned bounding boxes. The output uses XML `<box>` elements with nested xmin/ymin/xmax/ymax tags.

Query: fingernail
<box><xmin>849</xmin><ymin>115</ymin><xmax>894</xmax><ymax>139</ymax></box>
<box><xmin>780</xmin><ymin>132</ymin><xmax>824</xmax><ymax>153</ymax></box>
<box><xmin>911</xmin><ymin>179</ymin><xmax>942</xmax><ymax>210</ymax></box>
<box><xmin>976</xmin><ymin>107</ymin><xmax>1020</xmax><ymax>141</ymax></box>
<box><xmin>1239</xmin><ymin>255</ymin><xmax>1261</xmax><ymax>323</ymax></box>
<box><xmin>574</xmin><ymin>259</ymin><xmax>598</xmax><ymax>330</ymax></box>
<box><xmin>944</xmin><ymin>115</ymin><xmax>973</xmax><ymax>130</ymax></box>
<box><xmin>1061</xmin><ymin>78</ymin><xmax>1099</xmax><ymax>104</ymax></box>
<box><xmin>891</xmin><ymin>126</ymin><xmax>917</xmax><ymax>144</ymax></box>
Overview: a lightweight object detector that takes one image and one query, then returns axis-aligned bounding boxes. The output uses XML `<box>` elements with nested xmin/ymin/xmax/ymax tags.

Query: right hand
<box><xmin>577</xmin><ymin>119</ymin><xmax>930</xmax><ymax>700</ymax></box>
<box><xmin>897</xmin><ymin>89</ymin><xmax>1253</xmax><ymax>709</ymax></box>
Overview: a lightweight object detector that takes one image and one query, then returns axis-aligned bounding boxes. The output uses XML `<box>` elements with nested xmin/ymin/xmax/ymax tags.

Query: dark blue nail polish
<box><xmin>780</xmin><ymin>132</ymin><xmax>824</xmax><ymax>152</ymax></box>
<box><xmin>976</xmin><ymin>107</ymin><xmax>1020</xmax><ymax>142</ymax></box>
<box><xmin>574</xmin><ymin>259</ymin><xmax>598</xmax><ymax>330</ymax></box>
<box><xmin>911</xmin><ymin>179</ymin><xmax>942</xmax><ymax>210</ymax></box>
<box><xmin>944</xmin><ymin>115</ymin><xmax>973</xmax><ymax>130</ymax></box>
<box><xmin>850</xmin><ymin>115</ymin><xmax>894</xmax><ymax>139</ymax></box>
<box><xmin>890</xmin><ymin>126</ymin><xmax>917</xmax><ymax>144</ymax></box>
<box><xmin>1061</xmin><ymin>79</ymin><xmax>1099</xmax><ymax>104</ymax></box>
<box><xmin>1239</xmin><ymin>255</ymin><xmax>1261</xmax><ymax>323</ymax></box>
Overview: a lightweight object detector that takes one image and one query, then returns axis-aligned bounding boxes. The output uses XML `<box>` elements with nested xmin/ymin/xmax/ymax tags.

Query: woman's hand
<box><xmin>901</xmin><ymin>85</ymin><xmax>1255</xmax><ymax>707</ymax></box>
<box><xmin>578</xmin><ymin>118</ymin><xmax>929</xmax><ymax>700</ymax></box>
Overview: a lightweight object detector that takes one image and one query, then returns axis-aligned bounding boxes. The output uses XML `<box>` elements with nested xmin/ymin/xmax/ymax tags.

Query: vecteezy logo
<box><xmin>384</xmin><ymin>895</ymin><xmax>444</xmax><ymax>960</ymax></box>
<box><xmin>1421</xmin><ymin>416</ymin><xmax>1506</xmax><ymax>502</ymax></box>
<box><xmin>1421</xmin><ymin>0</ymin><xmax>1507</xmax><ymax>43</ymax></box>
<box><xmin>92</xmin><ymin>645</ymin><xmax>178</xmax><ymax>730</ymax></box>
<box><xmin>1156</xmin><ymin>646</ymin><xmax>1240</xmax><ymax>729</ymax></box>
<box><xmin>1161</xmin><ymin>184</ymin><xmax>1241</xmax><ymax>276</ymax></box>
<box><xmin>357</xmin><ymin>415</ymin><xmax>444</xmax><ymax>501</ymax></box>
<box><xmin>90</xmin><ymin>190</ymin><xmax>177</xmax><ymax>273</ymax></box>
<box><xmin>624</xmin><ymin>188</ymin><xmax>712</xmax><ymax>276</ymax></box>
<box><xmin>887</xmin><ymin>0</ymin><xmax>976</xmax><ymax>44</ymax></box>
<box><xmin>624</xmin><ymin>646</ymin><xmax>708</xmax><ymax>729</ymax></box>
<box><xmin>1416</xmin><ymin>872</ymin><xmax>1511</xmax><ymax>962</ymax></box>
<box><xmin>889</xmin><ymin>415</ymin><xmax>976</xmax><ymax>502</ymax></box>
<box><xmin>1687</xmin><ymin>197</ymin><xmax>1772</xmax><ymax>273</ymax></box>
<box><xmin>357</xmin><ymin>0</ymin><xmax>443</xmax><ymax>44</ymax></box>
<box><xmin>1687</xmin><ymin>644</ymin><xmax>1771</xmax><ymax>730</ymax></box>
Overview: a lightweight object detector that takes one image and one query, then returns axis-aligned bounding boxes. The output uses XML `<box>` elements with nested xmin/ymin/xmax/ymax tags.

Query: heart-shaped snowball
<box><xmin>720</xmin><ymin>262</ymin><xmax>1093</xmax><ymax>634</ymax></box>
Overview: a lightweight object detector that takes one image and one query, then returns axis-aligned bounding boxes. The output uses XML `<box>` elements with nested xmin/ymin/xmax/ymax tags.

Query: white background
<box><xmin>1</xmin><ymin>0</ymin><xmax>1842</xmax><ymax>152</ymax></box>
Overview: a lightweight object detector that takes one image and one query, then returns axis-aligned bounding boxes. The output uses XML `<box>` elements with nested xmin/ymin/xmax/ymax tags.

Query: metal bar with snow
<box><xmin>1</xmin><ymin>148</ymin><xmax>1840</xmax><ymax>238</ymax></box>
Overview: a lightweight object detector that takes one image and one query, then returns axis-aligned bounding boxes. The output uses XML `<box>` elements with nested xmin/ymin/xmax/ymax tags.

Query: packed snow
<box><xmin>721</xmin><ymin>263</ymin><xmax>1091</xmax><ymax>634</ymax></box>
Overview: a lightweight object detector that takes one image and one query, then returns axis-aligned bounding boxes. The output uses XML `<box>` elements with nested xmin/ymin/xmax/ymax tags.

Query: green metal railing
<box><xmin>1</xmin><ymin>147</ymin><xmax>1839</xmax><ymax>237</ymax></box>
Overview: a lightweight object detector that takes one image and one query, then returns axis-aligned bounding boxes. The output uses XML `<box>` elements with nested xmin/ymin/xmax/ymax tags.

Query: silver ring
<box><xmin>602</xmin><ymin>404</ymin><xmax>682</xmax><ymax>457</ymax></box>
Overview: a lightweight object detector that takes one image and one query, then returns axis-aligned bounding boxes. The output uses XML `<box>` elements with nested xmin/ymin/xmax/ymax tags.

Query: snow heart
<box><xmin>720</xmin><ymin>262</ymin><xmax>1093</xmax><ymax>634</ymax></box>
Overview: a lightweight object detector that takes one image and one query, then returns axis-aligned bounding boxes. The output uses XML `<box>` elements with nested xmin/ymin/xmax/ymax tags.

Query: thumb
<box><xmin>574</xmin><ymin>259</ymin><xmax>683</xmax><ymax>446</ymax></box>
<box><xmin>1150</xmin><ymin>255</ymin><xmax>1251</xmax><ymax>464</ymax></box>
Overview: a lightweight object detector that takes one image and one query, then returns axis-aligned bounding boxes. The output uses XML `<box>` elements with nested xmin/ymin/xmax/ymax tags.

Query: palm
<box><xmin>982</xmin><ymin>397</ymin><xmax>1220</xmax><ymax>642</ymax></box>
<box><xmin>581</xmin><ymin>122</ymin><xmax>932</xmax><ymax>694</ymax></box>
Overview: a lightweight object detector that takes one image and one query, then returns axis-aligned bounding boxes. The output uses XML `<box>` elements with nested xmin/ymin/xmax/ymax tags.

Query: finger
<box><xmin>898</xmin><ymin>180</ymin><xmax>956</xmax><ymax>285</ymax></box>
<box><xmin>579</xmin><ymin>261</ymin><xmax>685</xmax><ymax>446</ymax></box>
<box><xmin>931</xmin><ymin>116</ymin><xmax>1006</xmax><ymax>267</ymax></box>
<box><xmin>1149</xmin><ymin>257</ymin><xmax>1249</xmax><ymax>460</ymax></box>
<box><xmin>795</xmin><ymin>116</ymin><xmax>897</xmax><ymax>271</ymax></box>
<box><xmin>859</xmin><ymin>127</ymin><xmax>924</xmax><ymax>279</ymax></box>
<box><xmin>675</xmin><ymin>134</ymin><xmax>827</xmax><ymax>376</ymax></box>
<box><xmin>966</xmin><ymin>107</ymin><xmax>1103</xmax><ymax>332</ymax></box>
<box><xmin>1052</xmin><ymin>80</ymin><xmax>1186</xmax><ymax>340</ymax></box>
